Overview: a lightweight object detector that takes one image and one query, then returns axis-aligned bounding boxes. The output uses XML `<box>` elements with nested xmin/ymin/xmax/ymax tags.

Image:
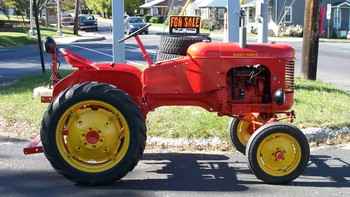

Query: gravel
<box><xmin>146</xmin><ymin>127</ymin><xmax>350</xmax><ymax>151</ymax></box>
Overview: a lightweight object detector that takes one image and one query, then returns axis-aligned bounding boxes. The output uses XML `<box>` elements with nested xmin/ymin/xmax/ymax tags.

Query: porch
<box><xmin>331</xmin><ymin>1</ymin><xmax>350</xmax><ymax>38</ymax></box>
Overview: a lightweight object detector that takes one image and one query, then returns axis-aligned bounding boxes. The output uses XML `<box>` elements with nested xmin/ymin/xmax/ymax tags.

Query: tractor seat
<box><xmin>59</xmin><ymin>48</ymin><xmax>99</xmax><ymax>70</ymax></box>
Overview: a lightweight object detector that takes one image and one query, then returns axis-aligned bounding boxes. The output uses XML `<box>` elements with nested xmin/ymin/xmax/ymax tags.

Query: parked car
<box><xmin>125</xmin><ymin>16</ymin><xmax>148</xmax><ymax>35</ymax></box>
<box><xmin>79</xmin><ymin>14</ymin><xmax>98</xmax><ymax>31</ymax></box>
<box><xmin>62</xmin><ymin>13</ymin><xmax>74</xmax><ymax>26</ymax></box>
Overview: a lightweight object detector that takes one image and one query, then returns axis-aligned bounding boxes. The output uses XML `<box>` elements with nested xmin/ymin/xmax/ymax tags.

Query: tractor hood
<box><xmin>187</xmin><ymin>42</ymin><xmax>295</xmax><ymax>59</ymax></box>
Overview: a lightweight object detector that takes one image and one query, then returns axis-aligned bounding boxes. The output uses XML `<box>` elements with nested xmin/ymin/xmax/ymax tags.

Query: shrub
<box><xmin>201</xmin><ymin>19</ymin><xmax>218</xmax><ymax>31</ymax></box>
<box><xmin>149</xmin><ymin>16</ymin><xmax>165</xmax><ymax>24</ymax></box>
<box><xmin>278</xmin><ymin>24</ymin><xmax>303</xmax><ymax>37</ymax></box>
<box><xmin>144</xmin><ymin>15</ymin><xmax>152</xmax><ymax>22</ymax></box>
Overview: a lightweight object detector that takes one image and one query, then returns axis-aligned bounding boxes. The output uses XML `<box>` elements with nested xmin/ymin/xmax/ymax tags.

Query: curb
<box><xmin>55</xmin><ymin>36</ymin><xmax>106</xmax><ymax>45</ymax></box>
<box><xmin>74</xmin><ymin>36</ymin><xmax>106</xmax><ymax>43</ymax></box>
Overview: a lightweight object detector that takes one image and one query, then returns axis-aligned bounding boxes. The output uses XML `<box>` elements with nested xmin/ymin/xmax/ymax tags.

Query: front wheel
<box><xmin>229</xmin><ymin>118</ymin><xmax>254</xmax><ymax>155</ymax></box>
<box><xmin>41</xmin><ymin>82</ymin><xmax>146</xmax><ymax>185</ymax></box>
<box><xmin>246</xmin><ymin>123</ymin><xmax>309</xmax><ymax>184</ymax></box>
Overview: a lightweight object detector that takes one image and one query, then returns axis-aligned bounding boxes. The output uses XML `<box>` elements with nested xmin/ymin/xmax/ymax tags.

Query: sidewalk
<box><xmin>209</xmin><ymin>31</ymin><xmax>350</xmax><ymax>43</ymax></box>
<box><xmin>54</xmin><ymin>31</ymin><xmax>106</xmax><ymax>45</ymax></box>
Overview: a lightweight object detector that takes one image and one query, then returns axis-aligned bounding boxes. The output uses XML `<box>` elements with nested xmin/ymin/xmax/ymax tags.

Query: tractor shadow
<box><xmin>292</xmin><ymin>154</ymin><xmax>350</xmax><ymax>187</ymax></box>
<box><xmin>100</xmin><ymin>153</ymin><xmax>350</xmax><ymax>190</ymax></box>
<box><xmin>111</xmin><ymin>153</ymin><xmax>251</xmax><ymax>192</ymax></box>
<box><xmin>0</xmin><ymin>152</ymin><xmax>349</xmax><ymax>196</ymax></box>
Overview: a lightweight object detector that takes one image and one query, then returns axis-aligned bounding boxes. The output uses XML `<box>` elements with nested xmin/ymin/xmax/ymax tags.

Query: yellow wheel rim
<box><xmin>55</xmin><ymin>100</ymin><xmax>130</xmax><ymax>173</ymax></box>
<box><xmin>256</xmin><ymin>133</ymin><xmax>301</xmax><ymax>177</ymax></box>
<box><xmin>237</xmin><ymin>120</ymin><xmax>253</xmax><ymax>145</ymax></box>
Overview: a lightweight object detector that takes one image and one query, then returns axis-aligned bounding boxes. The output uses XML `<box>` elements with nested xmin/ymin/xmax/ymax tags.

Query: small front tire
<box><xmin>246</xmin><ymin>123</ymin><xmax>310</xmax><ymax>184</ymax></box>
<box><xmin>229</xmin><ymin>118</ymin><xmax>252</xmax><ymax>155</ymax></box>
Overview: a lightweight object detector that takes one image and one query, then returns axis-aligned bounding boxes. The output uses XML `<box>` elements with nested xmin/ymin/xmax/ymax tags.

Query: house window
<box><xmin>268</xmin><ymin>6</ymin><xmax>273</xmax><ymax>22</ymax></box>
<box><xmin>218</xmin><ymin>8</ymin><xmax>225</xmax><ymax>20</ymax></box>
<box><xmin>201</xmin><ymin>8</ymin><xmax>209</xmax><ymax>19</ymax></box>
<box><xmin>333</xmin><ymin>8</ymin><xmax>341</xmax><ymax>29</ymax></box>
<box><xmin>284</xmin><ymin>6</ymin><xmax>292</xmax><ymax>23</ymax></box>
<box><xmin>195</xmin><ymin>9</ymin><xmax>200</xmax><ymax>16</ymax></box>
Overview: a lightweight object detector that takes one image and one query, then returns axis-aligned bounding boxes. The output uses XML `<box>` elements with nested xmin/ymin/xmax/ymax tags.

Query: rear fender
<box><xmin>53</xmin><ymin>64</ymin><xmax>143</xmax><ymax>105</ymax></box>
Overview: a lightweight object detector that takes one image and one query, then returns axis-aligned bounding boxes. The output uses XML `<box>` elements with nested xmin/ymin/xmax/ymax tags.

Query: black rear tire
<box><xmin>246</xmin><ymin>123</ymin><xmax>309</xmax><ymax>184</ymax></box>
<box><xmin>41</xmin><ymin>82</ymin><xmax>146</xmax><ymax>185</ymax></box>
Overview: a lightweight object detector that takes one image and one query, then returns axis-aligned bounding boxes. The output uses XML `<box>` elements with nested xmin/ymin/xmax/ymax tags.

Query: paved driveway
<box><xmin>0</xmin><ymin>137</ymin><xmax>349</xmax><ymax>197</ymax></box>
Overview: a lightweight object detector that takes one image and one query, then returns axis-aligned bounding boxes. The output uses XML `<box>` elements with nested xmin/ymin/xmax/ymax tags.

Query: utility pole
<box><xmin>256</xmin><ymin>0</ymin><xmax>268</xmax><ymax>43</ymax></box>
<box><xmin>226</xmin><ymin>0</ymin><xmax>240</xmax><ymax>43</ymax></box>
<box><xmin>112</xmin><ymin>0</ymin><xmax>126</xmax><ymax>63</ymax></box>
<box><xmin>33</xmin><ymin>0</ymin><xmax>45</xmax><ymax>73</ymax></box>
<box><xmin>73</xmin><ymin>0</ymin><xmax>80</xmax><ymax>35</ymax></box>
<box><xmin>302</xmin><ymin>0</ymin><xmax>320</xmax><ymax>80</ymax></box>
<box><xmin>57</xmin><ymin>0</ymin><xmax>62</xmax><ymax>36</ymax></box>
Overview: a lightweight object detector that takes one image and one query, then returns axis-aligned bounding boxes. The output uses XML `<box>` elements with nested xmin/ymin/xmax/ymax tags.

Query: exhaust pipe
<box><xmin>239</xmin><ymin>9</ymin><xmax>247</xmax><ymax>48</ymax></box>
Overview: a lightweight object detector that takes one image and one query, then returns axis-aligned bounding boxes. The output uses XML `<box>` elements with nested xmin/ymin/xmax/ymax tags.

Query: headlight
<box><xmin>274</xmin><ymin>89</ymin><xmax>286</xmax><ymax>105</ymax></box>
<box><xmin>129</xmin><ymin>25</ymin><xmax>135</xmax><ymax>28</ymax></box>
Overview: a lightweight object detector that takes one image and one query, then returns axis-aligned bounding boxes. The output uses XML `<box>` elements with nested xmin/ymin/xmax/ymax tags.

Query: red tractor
<box><xmin>25</xmin><ymin>23</ymin><xmax>309</xmax><ymax>185</ymax></box>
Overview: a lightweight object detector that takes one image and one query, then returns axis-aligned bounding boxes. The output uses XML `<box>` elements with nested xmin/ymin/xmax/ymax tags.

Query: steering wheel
<box><xmin>119</xmin><ymin>24</ymin><xmax>152</xmax><ymax>43</ymax></box>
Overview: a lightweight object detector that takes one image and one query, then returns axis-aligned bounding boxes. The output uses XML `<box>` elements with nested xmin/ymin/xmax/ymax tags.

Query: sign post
<box><xmin>256</xmin><ymin>0</ymin><xmax>268</xmax><ymax>43</ymax></box>
<box><xmin>57</xmin><ymin>0</ymin><xmax>62</xmax><ymax>36</ymax></box>
<box><xmin>326</xmin><ymin>3</ymin><xmax>332</xmax><ymax>38</ymax></box>
<box><xmin>29</xmin><ymin>0</ymin><xmax>35</xmax><ymax>37</ymax></box>
<box><xmin>112</xmin><ymin>0</ymin><xmax>126</xmax><ymax>63</ymax></box>
<box><xmin>226</xmin><ymin>0</ymin><xmax>240</xmax><ymax>43</ymax></box>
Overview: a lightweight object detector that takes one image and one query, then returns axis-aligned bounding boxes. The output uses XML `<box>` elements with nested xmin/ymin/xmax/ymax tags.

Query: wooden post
<box><xmin>302</xmin><ymin>0</ymin><xmax>320</xmax><ymax>80</ymax></box>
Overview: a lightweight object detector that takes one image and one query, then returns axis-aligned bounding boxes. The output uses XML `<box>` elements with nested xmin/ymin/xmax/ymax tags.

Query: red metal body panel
<box><xmin>53</xmin><ymin>42</ymin><xmax>295</xmax><ymax>118</ymax></box>
<box><xmin>25</xmin><ymin>36</ymin><xmax>297</xmax><ymax>156</ymax></box>
<box><xmin>143</xmin><ymin>43</ymin><xmax>295</xmax><ymax>116</ymax></box>
<box><xmin>54</xmin><ymin>49</ymin><xmax>143</xmax><ymax>107</ymax></box>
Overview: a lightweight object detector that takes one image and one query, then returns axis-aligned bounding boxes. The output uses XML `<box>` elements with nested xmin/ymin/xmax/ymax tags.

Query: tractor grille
<box><xmin>285</xmin><ymin>61</ymin><xmax>295</xmax><ymax>92</ymax></box>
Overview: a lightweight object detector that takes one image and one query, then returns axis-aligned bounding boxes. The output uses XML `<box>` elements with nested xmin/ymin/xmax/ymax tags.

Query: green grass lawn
<box><xmin>0</xmin><ymin>32</ymin><xmax>36</xmax><ymax>47</ymax></box>
<box><xmin>0</xmin><ymin>14</ymin><xmax>28</xmax><ymax>22</ymax></box>
<box><xmin>0</xmin><ymin>27</ymin><xmax>74</xmax><ymax>48</ymax></box>
<box><xmin>0</xmin><ymin>72</ymin><xmax>349</xmax><ymax>140</ymax></box>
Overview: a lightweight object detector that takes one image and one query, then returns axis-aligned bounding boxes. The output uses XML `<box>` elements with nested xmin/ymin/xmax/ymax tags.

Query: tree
<box><xmin>2</xmin><ymin>0</ymin><xmax>48</xmax><ymax>17</ymax></box>
<box><xmin>84</xmin><ymin>0</ymin><xmax>144</xmax><ymax>18</ymax></box>
<box><xmin>62</xmin><ymin>0</ymin><xmax>76</xmax><ymax>11</ymax></box>
<box><xmin>73</xmin><ymin>0</ymin><xmax>80</xmax><ymax>35</ymax></box>
<box><xmin>124</xmin><ymin>0</ymin><xmax>144</xmax><ymax>15</ymax></box>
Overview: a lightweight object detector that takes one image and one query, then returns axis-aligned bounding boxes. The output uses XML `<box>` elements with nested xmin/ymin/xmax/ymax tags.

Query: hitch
<box><xmin>23</xmin><ymin>135</ymin><xmax>44</xmax><ymax>155</ymax></box>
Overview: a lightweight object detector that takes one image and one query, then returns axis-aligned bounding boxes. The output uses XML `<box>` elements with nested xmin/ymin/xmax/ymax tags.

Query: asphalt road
<box><xmin>0</xmin><ymin>22</ymin><xmax>349</xmax><ymax>90</ymax></box>
<box><xmin>0</xmin><ymin>136</ymin><xmax>349</xmax><ymax>197</ymax></box>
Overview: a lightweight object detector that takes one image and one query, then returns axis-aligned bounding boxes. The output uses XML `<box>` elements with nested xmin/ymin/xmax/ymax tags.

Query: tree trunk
<box><xmin>73</xmin><ymin>0</ymin><xmax>80</xmax><ymax>35</ymax></box>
